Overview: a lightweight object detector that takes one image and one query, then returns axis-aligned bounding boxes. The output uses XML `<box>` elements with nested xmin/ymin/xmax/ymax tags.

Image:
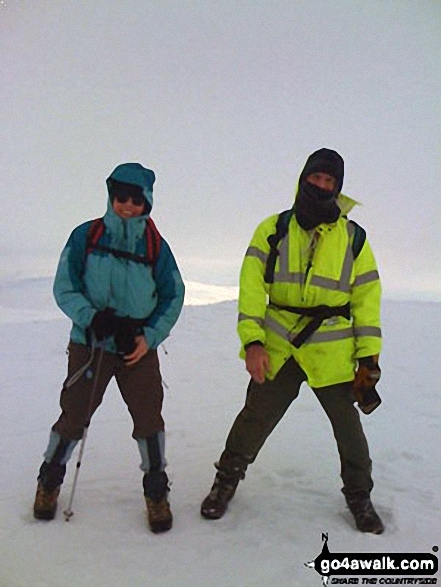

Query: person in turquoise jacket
<box><xmin>33</xmin><ymin>163</ymin><xmax>185</xmax><ymax>533</ymax></box>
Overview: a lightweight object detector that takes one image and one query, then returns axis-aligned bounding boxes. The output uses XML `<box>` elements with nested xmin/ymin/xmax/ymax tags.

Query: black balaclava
<box><xmin>295</xmin><ymin>148</ymin><xmax>344</xmax><ymax>230</ymax></box>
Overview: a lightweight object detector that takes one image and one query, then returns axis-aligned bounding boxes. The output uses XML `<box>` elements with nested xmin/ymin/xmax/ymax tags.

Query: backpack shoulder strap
<box><xmin>86</xmin><ymin>218</ymin><xmax>105</xmax><ymax>255</ymax></box>
<box><xmin>145</xmin><ymin>217</ymin><xmax>162</xmax><ymax>264</ymax></box>
<box><xmin>264</xmin><ymin>209</ymin><xmax>293</xmax><ymax>284</ymax></box>
<box><xmin>86</xmin><ymin>217</ymin><xmax>162</xmax><ymax>266</ymax></box>
<box><xmin>348</xmin><ymin>220</ymin><xmax>366</xmax><ymax>260</ymax></box>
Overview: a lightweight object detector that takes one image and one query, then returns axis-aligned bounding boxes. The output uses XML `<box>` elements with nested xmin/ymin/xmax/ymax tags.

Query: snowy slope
<box><xmin>0</xmin><ymin>277</ymin><xmax>440</xmax><ymax>587</ymax></box>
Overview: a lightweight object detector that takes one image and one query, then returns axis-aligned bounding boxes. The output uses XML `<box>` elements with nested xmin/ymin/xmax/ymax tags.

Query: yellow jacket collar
<box><xmin>337</xmin><ymin>193</ymin><xmax>361</xmax><ymax>215</ymax></box>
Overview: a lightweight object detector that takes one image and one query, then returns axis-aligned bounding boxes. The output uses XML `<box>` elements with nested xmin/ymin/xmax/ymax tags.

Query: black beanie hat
<box><xmin>298</xmin><ymin>148</ymin><xmax>344</xmax><ymax>194</ymax></box>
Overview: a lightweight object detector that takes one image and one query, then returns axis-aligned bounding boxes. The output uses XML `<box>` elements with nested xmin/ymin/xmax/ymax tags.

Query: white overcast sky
<box><xmin>1</xmin><ymin>0</ymin><xmax>440</xmax><ymax>297</ymax></box>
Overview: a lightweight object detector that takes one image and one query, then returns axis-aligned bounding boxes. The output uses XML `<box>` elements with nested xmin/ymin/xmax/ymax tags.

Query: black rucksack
<box><xmin>264</xmin><ymin>209</ymin><xmax>366</xmax><ymax>284</ymax></box>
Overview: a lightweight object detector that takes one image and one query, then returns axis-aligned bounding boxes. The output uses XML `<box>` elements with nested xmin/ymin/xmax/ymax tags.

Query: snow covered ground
<box><xmin>0</xmin><ymin>276</ymin><xmax>440</xmax><ymax>586</ymax></box>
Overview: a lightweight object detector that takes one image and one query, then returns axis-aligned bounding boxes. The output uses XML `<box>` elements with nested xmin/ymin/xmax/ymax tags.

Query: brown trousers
<box><xmin>223</xmin><ymin>358</ymin><xmax>373</xmax><ymax>494</ymax></box>
<box><xmin>52</xmin><ymin>342</ymin><xmax>164</xmax><ymax>441</ymax></box>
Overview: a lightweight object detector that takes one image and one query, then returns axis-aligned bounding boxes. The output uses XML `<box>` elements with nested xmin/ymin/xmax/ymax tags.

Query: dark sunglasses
<box><xmin>114</xmin><ymin>192</ymin><xmax>145</xmax><ymax>206</ymax></box>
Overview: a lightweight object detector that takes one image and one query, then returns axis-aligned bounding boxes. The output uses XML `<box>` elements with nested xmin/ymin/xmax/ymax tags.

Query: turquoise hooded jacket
<box><xmin>53</xmin><ymin>163</ymin><xmax>185</xmax><ymax>352</ymax></box>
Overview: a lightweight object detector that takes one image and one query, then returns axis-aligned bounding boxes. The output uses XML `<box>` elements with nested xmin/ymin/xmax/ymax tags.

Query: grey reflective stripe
<box><xmin>264</xmin><ymin>315</ymin><xmax>292</xmax><ymax>340</ymax></box>
<box><xmin>309</xmin><ymin>223</ymin><xmax>354</xmax><ymax>292</ymax></box>
<box><xmin>354</xmin><ymin>326</ymin><xmax>382</xmax><ymax>338</ymax></box>
<box><xmin>238</xmin><ymin>313</ymin><xmax>265</xmax><ymax>328</ymax></box>
<box><xmin>272</xmin><ymin>221</ymin><xmax>356</xmax><ymax>292</ymax></box>
<box><xmin>273</xmin><ymin>231</ymin><xmax>304</xmax><ymax>283</ymax></box>
<box><xmin>273</xmin><ymin>272</ymin><xmax>304</xmax><ymax>284</ymax></box>
<box><xmin>338</xmin><ymin>222</ymin><xmax>355</xmax><ymax>291</ymax></box>
<box><xmin>347</xmin><ymin>218</ymin><xmax>356</xmax><ymax>239</ymax></box>
<box><xmin>245</xmin><ymin>246</ymin><xmax>268</xmax><ymax>263</ymax></box>
<box><xmin>310</xmin><ymin>275</ymin><xmax>342</xmax><ymax>291</ymax></box>
<box><xmin>353</xmin><ymin>270</ymin><xmax>380</xmax><ymax>287</ymax></box>
<box><xmin>265</xmin><ymin>315</ymin><xmax>354</xmax><ymax>345</ymax></box>
<box><xmin>307</xmin><ymin>328</ymin><xmax>354</xmax><ymax>344</ymax></box>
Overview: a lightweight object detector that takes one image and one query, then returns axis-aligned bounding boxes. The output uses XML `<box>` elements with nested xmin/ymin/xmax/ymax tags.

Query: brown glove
<box><xmin>352</xmin><ymin>355</ymin><xmax>382</xmax><ymax>414</ymax></box>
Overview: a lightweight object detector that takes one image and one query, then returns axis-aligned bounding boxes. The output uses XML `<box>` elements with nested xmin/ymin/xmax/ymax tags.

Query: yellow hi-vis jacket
<box><xmin>237</xmin><ymin>195</ymin><xmax>382</xmax><ymax>388</ymax></box>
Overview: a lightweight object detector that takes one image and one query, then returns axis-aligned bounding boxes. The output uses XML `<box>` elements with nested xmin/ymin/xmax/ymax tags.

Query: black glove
<box><xmin>114</xmin><ymin>317</ymin><xmax>143</xmax><ymax>355</ymax></box>
<box><xmin>352</xmin><ymin>355</ymin><xmax>382</xmax><ymax>415</ymax></box>
<box><xmin>90</xmin><ymin>308</ymin><xmax>118</xmax><ymax>342</ymax></box>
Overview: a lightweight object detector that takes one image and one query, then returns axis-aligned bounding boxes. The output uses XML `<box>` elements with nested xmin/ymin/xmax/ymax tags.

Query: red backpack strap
<box><xmin>86</xmin><ymin>218</ymin><xmax>105</xmax><ymax>255</ymax></box>
<box><xmin>145</xmin><ymin>218</ymin><xmax>162</xmax><ymax>264</ymax></box>
<box><xmin>86</xmin><ymin>217</ymin><xmax>160</xmax><ymax>265</ymax></box>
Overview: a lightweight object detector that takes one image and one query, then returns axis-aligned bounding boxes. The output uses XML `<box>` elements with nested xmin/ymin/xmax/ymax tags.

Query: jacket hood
<box><xmin>106</xmin><ymin>163</ymin><xmax>156</xmax><ymax>213</ymax></box>
<box><xmin>298</xmin><ymin>148</ymin><xmax>344</xmax><ymax>195</ymax></box>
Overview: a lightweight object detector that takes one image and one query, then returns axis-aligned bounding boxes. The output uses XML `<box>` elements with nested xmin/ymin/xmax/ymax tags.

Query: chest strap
<box><xmin>91</xmin><ymin>243</ymin><xmax>152</xmax><ymax>266</ymax></box>
<box><xmin>268</xmin><ymin>302</ymin><xmax>351</xmax><ymax>348</ymax></box>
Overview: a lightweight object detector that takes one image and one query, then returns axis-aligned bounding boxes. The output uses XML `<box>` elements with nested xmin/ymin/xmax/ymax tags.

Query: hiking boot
<box><xmin>201</xmin><ymin>452</ymin><xmax>248</xmax><ymax>520</ymax></box>
<box><xmin>200</xmin><ymin>472</ymin><xmax>241</xmax><ymax>519</ymax></box>
<box><xmin>33</xmin><ymin>460</ymin><xmax>66</xmax><ymax>521</ymax></box>
<box><xmin>143</xmin><ymin>471</ymin><xmax>172</xmax><ymax>533</ymax></box>
<box><xmin>145</xmin><ymin>496</ymin><xmax>173</xmax><ymax>533</ymax></box>
<box><xmin>33</xmin><ymin>482</ymin><xmax>60</xmax><ymax>520</ymax></box>
<box><xmin>345</xmin><ymin>491</ymin><xmax>385</xmax><ymax>534</ymax></box>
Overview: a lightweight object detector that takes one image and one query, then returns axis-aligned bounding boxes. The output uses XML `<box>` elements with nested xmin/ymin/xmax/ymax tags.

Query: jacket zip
<box><xmin>302</xmin><ymin>231</ymin><xmax>319</xmax><ymax>301</ymax></box>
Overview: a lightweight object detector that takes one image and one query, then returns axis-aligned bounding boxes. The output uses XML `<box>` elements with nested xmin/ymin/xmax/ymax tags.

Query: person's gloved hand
<box><xmin>123</xmin><ymin>335</ymin><xmax>149</xmax><ymax>366</ymax></box>
<box><xmin>90</xmin><ymin>308</ymin><xmax>118</xmax><ymax>341</ymax></box>
<box><xmin>352</xmin><ymin>355</ymin><xmax>382</xmax><ymax>414</ymax></box>
<box><xmin>114</xmin><ymin>317</ymin><xmax>140</xmax><ymax>355</ymax></box>
<box><xmin>354</xmin><ymin>355</ymin><xmax>381</xmax><ymax>387</ymax></box>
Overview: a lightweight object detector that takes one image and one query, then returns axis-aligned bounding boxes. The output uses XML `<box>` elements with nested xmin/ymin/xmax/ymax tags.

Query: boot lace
<box><xmin>35</xmin><ymin>483</ymin><xmax>60</xmax><ymax>510</ymax></box>
<box><xmin>146</xmin><ymin>497</ymin><xmax>172</xmax><ymax>522</ymax></box>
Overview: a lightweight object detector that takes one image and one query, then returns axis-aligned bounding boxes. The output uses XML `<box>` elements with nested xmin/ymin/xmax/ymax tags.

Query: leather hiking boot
<box><xmin>33</xmin><ymin>460</ymin><xmax>66</xmax><ymax>520</ymax></box>
<box><xmin>33</xmin><ymin>482</ymin><xmax>60</xmax><ymax>520</ymax></box>
<box><xmin>143</xmin><ymin>471</ymin><xmax>172</xmax><ymax>533</ymax></box>
<box><xmin>345</xmin><ymin>491</ymin><xmax>385</xmax><ymax>534</ymax></box>
<box><xmin>201</xmin><ymin>472</ymin><xmax>241</xmax><ymax>520</ymax></box>
<box><xmin>145</xmin><ymin>496</ymin><xmax>173</xmax><ymax>533</ymax></box>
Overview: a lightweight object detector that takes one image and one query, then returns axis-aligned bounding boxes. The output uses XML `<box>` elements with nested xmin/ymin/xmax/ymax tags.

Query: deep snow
<box><xmin>0</xmin><ymin>277</ymin><xmax>440</xmax><ymax>586</ymax></box>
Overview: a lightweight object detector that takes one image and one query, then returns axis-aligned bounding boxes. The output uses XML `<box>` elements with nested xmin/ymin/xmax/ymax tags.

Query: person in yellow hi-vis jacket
<box><xmin>201</xmin><ymin>148</ymin><xmax>384</xmax><ymax>534</ymax></box>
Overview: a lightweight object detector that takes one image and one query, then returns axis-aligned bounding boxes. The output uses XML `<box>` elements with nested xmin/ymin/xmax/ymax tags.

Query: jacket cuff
<box><xmin>358</xmin><ymin>355</ymin><xmax>379</xmax><ymax>368</ymax></box>
<box><xmin>143</xmin><ymin>327</ymin><xmax>159</xmax><ymax>350</ymax></box>
<box><xmin>244</xmin><ymin>341</ymin><xmax>264</xmax><ymax>351</ymax></box>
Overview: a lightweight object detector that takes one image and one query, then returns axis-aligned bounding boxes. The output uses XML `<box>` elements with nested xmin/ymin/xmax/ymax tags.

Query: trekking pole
<box><xmin>160</xmin><ymin>344</ymin><xmax>169</xmax><ymax>389</ymax></box>
<box><xmin>63</xmin><ymin>341</ymin><xmax>106</xmax><ymax>521</ymax></box>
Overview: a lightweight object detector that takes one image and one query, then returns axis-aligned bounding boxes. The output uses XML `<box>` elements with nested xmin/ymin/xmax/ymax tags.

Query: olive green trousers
<box><xmin>222</xmin><ymin>358</ymin><xmax>373</xmax><ymax>494</ymax></box>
